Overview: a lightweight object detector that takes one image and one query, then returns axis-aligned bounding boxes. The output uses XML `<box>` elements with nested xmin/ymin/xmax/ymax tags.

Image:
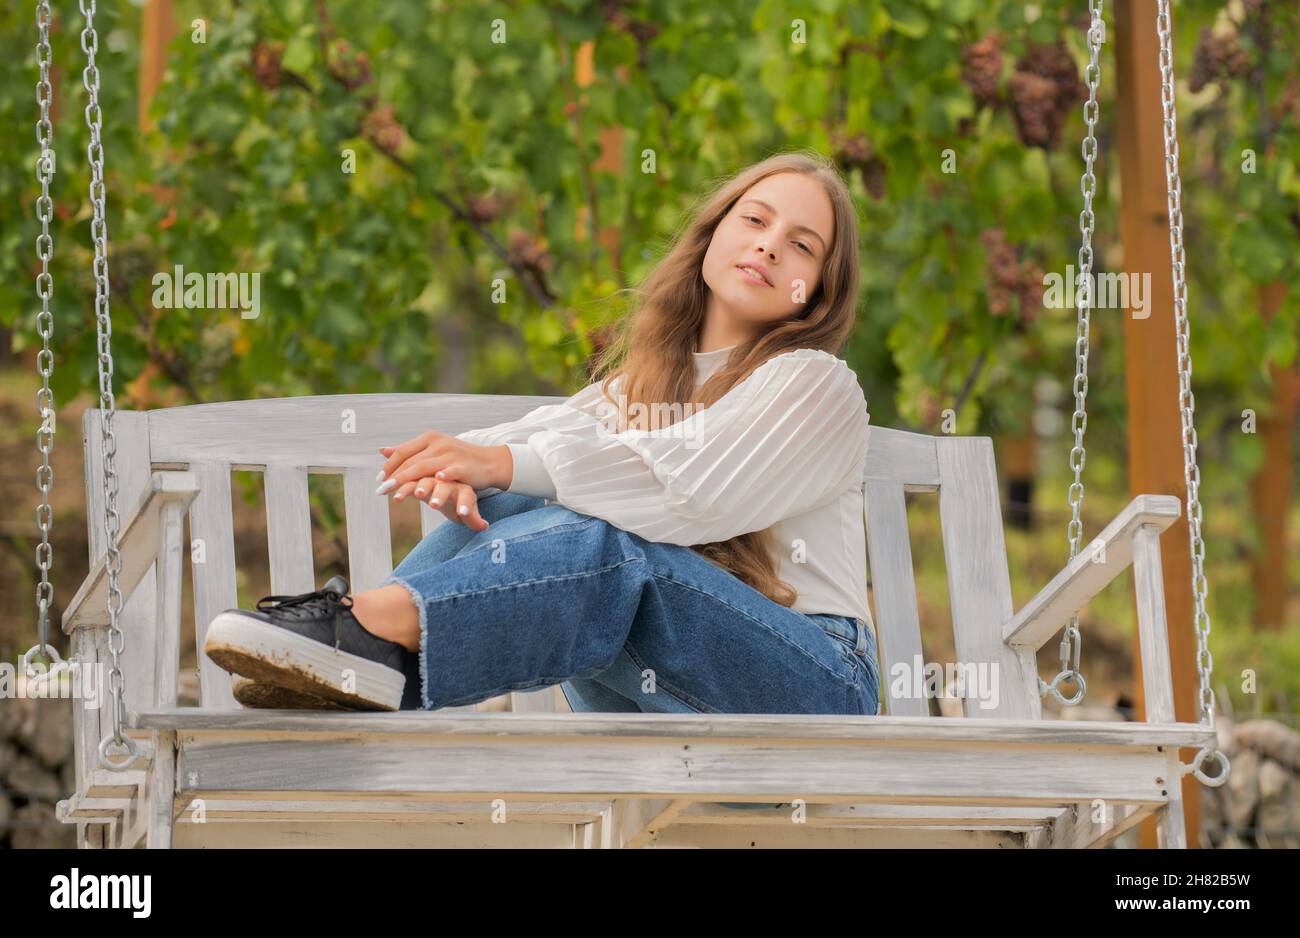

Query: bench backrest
<box><xmin>864</xmin><ymin>429</ymin><xmax>1039</xmax><ymax>720</ymax></box>
<box><xmin>79</xmin><ymin>398</ymin><xmax>1039</xmax><ymax>720</ymax></box>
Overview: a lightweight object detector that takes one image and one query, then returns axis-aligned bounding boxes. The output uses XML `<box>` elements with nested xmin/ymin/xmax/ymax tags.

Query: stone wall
<box><xmin>0</xmin><ymin>691</ymin><xmax>76</xmax><ymax>849</ymax></box>
<box><xmin>1200</xmin><ymin>717</ymin><xmax>1300</xmax><ymax>848</ymax></box>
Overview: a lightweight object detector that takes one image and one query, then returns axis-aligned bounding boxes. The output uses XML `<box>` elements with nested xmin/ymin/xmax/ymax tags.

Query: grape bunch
<box><xmin>980</xmin><ymin>229</ymin><xmax>1043</xmax><ymax>323</ymax></box>
<box><xmin>465</xmin><ymin>194</ymin><xmax>504</xmax><ymax>224</ymax></box>
<box><xmin>327</xmin><ymin>38</ymin><xmax>372</xmax><ymax>93</ymax></box>
<box><xmin>601</xmin><ymin>0</ymin><xmax>660</xmax><ymax>43</ymax></box>
<box><xmin>961</xmin><ymin>33</ymin><xmax>1004</xmax><ymax>110</ymax></box>
<box><xmin>833</xmin><ymin>131</ymin><xmax>888</xmax><ymax>200</ymax></box>
<box><xmin>1008</xmin><ymin>40</ymin><xmax>1085</xmax><ymax>150</ymax></box>
<box><xmin>250</xmin><ymin>41</ymin><xmax>284</xmax><ymax>91</ymax></box>
<box><xmin>362</xmin><ymin>104</ymin><xmax>408</xmax><ymax>158</ymax></box>
<box><xmin>1189</xmin><ymin>28</ymin><xmax>1251</xmax><ymax>93</ymax></box>
<box><xmin>508</xmin><ymin>229</ymin><xmax>554</xmax><ymax>274</ymax></box>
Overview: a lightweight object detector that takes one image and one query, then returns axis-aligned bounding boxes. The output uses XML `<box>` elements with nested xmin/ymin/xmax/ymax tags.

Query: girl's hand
<box><xmin>375</xmin><ymin>431</ymin><xmax>512</xmax><ymax>502</ymax></box>
<box><xmin>425</xmin><ymin>479</ymin><xmax>490</xmax><ymax>532</ymax></box>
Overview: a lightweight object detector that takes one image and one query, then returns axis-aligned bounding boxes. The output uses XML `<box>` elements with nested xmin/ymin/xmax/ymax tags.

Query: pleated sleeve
<box><xmin>466</xmin><ymin>348</ymin><xmax>870</xmax><ymax>546</ymax></box>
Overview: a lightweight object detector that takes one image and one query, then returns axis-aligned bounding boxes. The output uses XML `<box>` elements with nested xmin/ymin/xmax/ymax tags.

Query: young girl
<box><xmin>205</xmin><ymin>150</ymin><xmax>879</xmax><ymax>717</ymax></box>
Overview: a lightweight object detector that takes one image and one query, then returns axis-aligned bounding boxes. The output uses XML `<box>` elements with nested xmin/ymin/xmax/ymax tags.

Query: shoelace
<box><xmin>256</xmin><ymin>587</ymin><xmax>355</xmax><ymax>651</ymax></box>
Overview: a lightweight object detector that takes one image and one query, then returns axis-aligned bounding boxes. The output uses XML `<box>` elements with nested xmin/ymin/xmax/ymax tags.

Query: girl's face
<box><xmin>701</xmin><ymin>171</ymin><xmax>835</xmax><ymax>331</ymax></box>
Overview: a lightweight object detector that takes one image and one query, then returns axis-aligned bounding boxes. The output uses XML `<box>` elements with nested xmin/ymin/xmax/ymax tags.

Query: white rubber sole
<box><xmin>229</xmin><ymin>673</ymin><xmax>351</xmax><ymax>711</ymax></box>
<box><xmin>205</xmin><ymin>612</ymin><xmax>405</xmax><ymax>711</ymax></box>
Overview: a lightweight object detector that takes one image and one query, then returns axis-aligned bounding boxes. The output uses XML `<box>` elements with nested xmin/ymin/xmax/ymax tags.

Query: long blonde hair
<box><xmin>586</xmin><ymin>150</ymin><xmax>862</xmax><ymax>607</ymax></box>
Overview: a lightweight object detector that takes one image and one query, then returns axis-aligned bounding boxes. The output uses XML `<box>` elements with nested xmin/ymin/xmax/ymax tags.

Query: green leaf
<box><xmin>1228</xmin><ymin>221</ymin><xmax>1288</xmax><ymax>282</ymax></box>
<box><xmin>281</xmin><ymin>32</ymin><xmax>316</xmax><ymax>73</ymax></box>
<box><xmin>885</xmin><ymin>1</ymin><xmax>930</xmax><ymax>39</ymax></box>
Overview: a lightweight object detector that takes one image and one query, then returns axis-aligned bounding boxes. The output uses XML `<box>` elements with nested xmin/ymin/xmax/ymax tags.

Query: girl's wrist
<box><xmin>493</xmin><ymin>444</ymin><xmax>514</xmax><ymax>490</ymax></box>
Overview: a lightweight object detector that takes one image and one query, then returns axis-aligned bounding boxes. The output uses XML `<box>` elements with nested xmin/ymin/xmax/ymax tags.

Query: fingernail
<box><xmin>375</xmin><ymin>469</ymin><xmax>386</xmax><ymax>482</ymax></box>
<box><xmin>457</xmin><ymin>504</ymin><xmax>469</xmax><ymax>516</ymax></box>
<box><xmin>394</xmin><ymin>492</ymin><xmax>404</xmax><ymax>501</ymax></box>
<box><xmin>436</xmin><ymin>471</ymin><xmax>445</xmax><ymax>479</ymax></box>
<box><xmin>414</xmin><ymin>488</ymin><xmax>426</xmax><ymax>497</ymax></box>
<box><xmin>375</xmin><ymin>478</ymin><xmax>397</xmax><ymax>495</ymax></box>
<box><xmin>431</xmin><ymin>498</ymin><xmax>441</xmax><ymax>506</ymax></box>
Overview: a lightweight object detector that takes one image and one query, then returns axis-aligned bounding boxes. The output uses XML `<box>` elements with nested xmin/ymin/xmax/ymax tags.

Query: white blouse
<box><xmin>455</xmin><ymin>344</ymin><xmax>875</xmax><ymax>633</ymax></box>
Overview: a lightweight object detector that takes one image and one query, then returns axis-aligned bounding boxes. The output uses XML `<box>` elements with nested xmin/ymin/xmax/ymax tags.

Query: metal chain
<box><xmin>79</xmin><ymin>0</ymin><xmax>141</xmax><ymax>771</ymax></box>
<box><xmin>22</xmin><ymin>0</ymin><xmax>68</xmax><ymax>689</ymax></box>
<box><xmin>1155</xmin><ymin>0</ymin><xmax>1229</xmax><ymax>787</ymax></box>
<box><xmin>1042</xmin><ymin>0</ymin><xmax>1105</xmax><ymax>707</ymax></box>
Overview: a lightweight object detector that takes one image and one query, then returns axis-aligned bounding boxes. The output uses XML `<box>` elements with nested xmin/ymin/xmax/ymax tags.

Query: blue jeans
<box><xmin>383</xmin><ymin>492</ymin><xmax>880</xmax><ymax>717</ymax></box>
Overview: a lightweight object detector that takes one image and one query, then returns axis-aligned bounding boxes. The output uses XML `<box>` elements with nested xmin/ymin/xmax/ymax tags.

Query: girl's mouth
<box><xmin>736</xmin><ymin>265</ymin><xmax>772</xmax><ymax>287</ymax></box>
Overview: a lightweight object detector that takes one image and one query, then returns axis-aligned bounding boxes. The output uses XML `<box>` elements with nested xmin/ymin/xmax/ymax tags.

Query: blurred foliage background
<box><xmin>0</xmin><ymin>0</ymin><xmax>1296</xmax><ymax>716</ymax></box>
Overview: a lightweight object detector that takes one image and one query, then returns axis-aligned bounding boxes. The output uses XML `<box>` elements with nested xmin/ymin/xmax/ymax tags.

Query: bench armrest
<box><xmin>1002</xmin><ymin>494</ymin><xmax>1181</xmax><ymax>652</ymax></box>
<box><xmin>62</xmin><ymin>471</ymin><xmax>200</xmax><ymax>633</ymax></box>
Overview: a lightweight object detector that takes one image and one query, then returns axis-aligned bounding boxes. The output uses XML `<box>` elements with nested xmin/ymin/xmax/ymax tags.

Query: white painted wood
<box><xmin>108</xmin><ymin>795</ymin><xmax>151</xmax><ymax>850</ymax></box>
<box><xmin>603</xmin><ymin>799</ymin><xmax>686</xmax><ymax>848</ymax></box>
<box><xmin>80</xmin><ymin>765</ymin><xmax>151</xmax><ymax>800</ymax></box>
<box><xmin>936</xmin><ymin>437</ymin><xmax>1038</xmax><ymax>720</ymax></box>
<box><xmin>130</xmin><ymin>709</ymin><xmax>1217</xmax><ymax>748</ymax></box>
<box><xmin>187</xmin><ymin>461</ymin><xmax>240</xmax><ymax>710</ymax></box>
<box><xmin>147</xmin><ymin>730</ymin><xmax>176</xmax><ymax>849</ymax></box>
<box><xmin>343</xmin><ymin>467</ymin><xmax>393</xmax><ymax>591</ymax></box>
<box><xmin>146</xmin><ymin>393</ymin><xmax>560</xmax><ymax>467</ymax></box>
<box><xmin>173</xmin><ymin>819</ymin><xmax>580</xmax><ymax>848</ymax></box>
<box><xmin>1132</xmin><ymin>523</ymin><xmax>1176</xmax><ymax>725</ymax></box>
<box><xmin>153</xmin><ymin>500</ymin><xmax>185</xmax><ymax>712</ymax></box>
<box><xmin>1005</xmin><ymin>494</ymin><xmax>1181</xmax><ymax>651</ymax></box>
<box><xmin>864</xmin><ymin>481</ymin><xmax>926</xmax><ymax>716</ymax></box>
<box><xmin>509</xmin><ymin>686</ymin><xmax>562</xmax><ymax>713</ymax></box>
<box><xmin>170</xmin><ymin>798</ymin><xmax>612</xmax><ymax>823</ymax></box>
<box><xmin>69</xmin><ymin>626</ymin><xmax>103</xmax><ymax>818</ymax></box>
<box><xmin>66</xmin><ymin>397</ymin><xmax>1197</xmax><ymax>849</ymax></box>
<box><xmin>167</xmin><ymin>815</ymin><xmax>1023</xmax><ymax>849</ymax></box>
<box><xmin>1156</xmin><ymin>749</ymin><xmax>1188</xmax><ymax>848</ymax></box>
<box><xmin>263</xmin><ymin>464</ymin><xmax>315</xmax><ymax>594</ymax></box>
<box><xmin>1035</xmin><ymin>800</ymin><xmax>1149</xmax><ymax>849</ymax></box>
<box><xmin>862</xmin><ymin>426</ymin><xmax>942</xmax><ymax>491</ymax></box>
<box><xmin>61</xmin><ymin>471</ymin><xmax>199</xmax><ymax>632</ymax></box>
<box><xmin>629</xmin><ymin>825</ymin><xmax>1027</xmax><ymax>849</ymax></box>
<box><xmin>57</xmin><ymin>794</ymin><xmax>128</xmax><ymax>821</ymax></box>
<box><xmin>79</xmin><ymin>409</ymin><xmax>156</xmax><ymax>768</ymax></box>
<box><xmin>146</xmin><ymin>505</ymin><xmax>184</xmax><ymax>850</ymax></box>
<box><xmin>675</xmin><ymin>802</ymin><xmax>1066</xmax><ymax>828</ymax></box>
<box><xmin>167</xmin><ymin>735</ymin><xmax>1173</xmax><ymax>805</ymax></box>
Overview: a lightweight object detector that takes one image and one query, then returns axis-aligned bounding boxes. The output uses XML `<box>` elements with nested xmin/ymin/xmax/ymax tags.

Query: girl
<box><xmin>205</xmin><ymin>150</ymin><xmax>879</xmax><ymax>717</ymax></box>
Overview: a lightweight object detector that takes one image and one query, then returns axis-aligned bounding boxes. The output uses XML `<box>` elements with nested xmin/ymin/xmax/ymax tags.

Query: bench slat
<box><xmin>189</xmin><ymin>461</ymin><xmax>240</xmax><ymax>710</ymax></box>
<box><xmin>264</xmin><ymin>464</ymin><xmax>315</xmax><ymax>595</ymax></box>
<box><xmin>128</xmin><ymin>707</ymin><xmax>1217</xmax><ymax>748</ymax></box>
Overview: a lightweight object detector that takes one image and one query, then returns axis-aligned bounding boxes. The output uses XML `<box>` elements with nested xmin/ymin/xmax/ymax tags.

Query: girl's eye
<box><xmin>743</xmin><ymin>215</ymin><xmax>812</xmax><ymax>255</ymax></box>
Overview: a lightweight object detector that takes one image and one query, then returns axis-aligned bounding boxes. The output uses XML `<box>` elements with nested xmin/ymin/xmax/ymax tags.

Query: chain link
<box><xmin>24</xmin><ymin>1</ymin><xmax>72</xmax><ymax>690</ymax></box>
<box><xmin>29</xmin><ymin>0</ymin><xmax>58</xmax><ymax>677</ymax></box>
<box><xmin>1155</xmin><ymin>0</ymin><xmax>1228</xmax><ymax>787</ymax></box>
<box><xmin>1042</xmin><ymin>0</ymin><xmax>1105</xmax><ymax>708</ymax></box>
<box><xmin>76</xmin><ymin>0</ymin><xmax>140</xmax><ymax>770</ymax></box>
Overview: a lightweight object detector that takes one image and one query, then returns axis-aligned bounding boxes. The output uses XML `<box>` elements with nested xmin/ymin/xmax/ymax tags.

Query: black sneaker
<box><xmin>204</xmin><ymin>575</ymin><xmax>407</xmax><ymax>711</ymax></box>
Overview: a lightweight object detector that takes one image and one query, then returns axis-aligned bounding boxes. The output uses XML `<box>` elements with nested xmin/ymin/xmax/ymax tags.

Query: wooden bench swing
<box><xmin>27</xmin><ymin>0</ymin><xmax>1229</xmax><ymax>848</ymax></box>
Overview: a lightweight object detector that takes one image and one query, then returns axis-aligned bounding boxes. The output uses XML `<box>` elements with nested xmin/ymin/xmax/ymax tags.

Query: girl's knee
<box><xmin>478</xmin><ymin>491</ymin><xmax>548</xmax><ymax>522</ymax></box>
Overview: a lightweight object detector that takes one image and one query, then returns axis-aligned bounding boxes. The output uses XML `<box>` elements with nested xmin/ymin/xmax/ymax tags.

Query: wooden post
<box><xmin>138</xmin><ymin>0</ymin><xmax>176</xmax><ymax>131</ymax></box>
<box><xmin>998</xmin><ymin>430</ymin><xmax>1038</xmax><ymax>530</ymax></box>
<box><xmin>1114</xmin><ymin>0</ymin><xmax>1202</xmax><ymax>848</ymax></box>
<box><xmin>1250</xmin><ymin>282</ymin><xmax>1295</xmax><ymax>630</ymax></box>
<box><xmin>573</xmin><ymin>41</ymin><xmax>626</xmax><ymax>270</ymax></box>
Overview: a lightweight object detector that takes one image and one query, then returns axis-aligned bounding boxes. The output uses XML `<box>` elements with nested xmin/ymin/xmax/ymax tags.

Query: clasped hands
<box><xmin>374</xmin><ymin>431</ymin><xmax>513</xmax><ymax>532</ymax></box>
